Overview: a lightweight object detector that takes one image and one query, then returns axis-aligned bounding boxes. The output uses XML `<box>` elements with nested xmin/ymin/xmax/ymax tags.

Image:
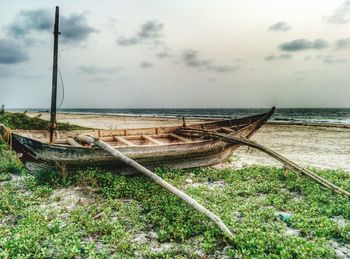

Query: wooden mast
<box><xmin>49</xmin><ymin>6</ymin><xmax>60</xmax><ymax>143</ymax></box>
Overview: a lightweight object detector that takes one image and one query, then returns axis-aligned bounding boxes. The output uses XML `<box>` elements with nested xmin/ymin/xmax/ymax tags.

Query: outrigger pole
<box><xmin>177</xmin><ymin>127</ymin><xmax>350</xmax><ymax>198</ymax></box>
<box><xmin>49</xmin><ymin>6</ymin><xmax>60</xmax><ymax>143</ymax></box>
<box><xmin>75</xmin><ymin>134</ymin><xmax>235</xmax><ymax>239</ymax></box>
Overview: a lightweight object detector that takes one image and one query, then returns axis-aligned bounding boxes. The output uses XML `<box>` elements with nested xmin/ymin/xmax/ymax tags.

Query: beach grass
<box><xmin>0</xmin><ymin>112</ymin><xmax>88</xmax><ymax>130</ymax></box>
<box><xmin>1</xmin><ymin>112</ymin><xmax>349</xmax><ymax>257</ymax></box>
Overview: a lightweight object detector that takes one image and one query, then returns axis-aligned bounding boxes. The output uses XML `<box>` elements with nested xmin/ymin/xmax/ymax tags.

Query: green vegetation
<box><xmin>0</xmin><ymin>112</ymin><xmax>87</xmax><ymax>130</ymax></box>
<box><xmin>1</xmin><ymin>136</ymin><xmax>350</xmax><ymax>257</ymax></box>
<box><xmin>0</xmin><ymin>112</ymin><xmax>349</xmax><ymax>257</ymax></box>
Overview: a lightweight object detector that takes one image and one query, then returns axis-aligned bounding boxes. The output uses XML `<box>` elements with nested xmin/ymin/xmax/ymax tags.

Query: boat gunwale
<box><xmin>10</xmin><ymin>107</ymin><xmax>274</xmax><ymax>150</ymax></box>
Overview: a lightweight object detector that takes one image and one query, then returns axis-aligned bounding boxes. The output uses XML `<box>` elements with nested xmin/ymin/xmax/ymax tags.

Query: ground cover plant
<box><xmin>0</xmin><ymin>113</ymin><xmax>349</xmax><ymax>257</ymax></box>
<box><xmin>1</xmin><ymin>146</ymin><xmax>350</xmax><ymax>257</ymax></box>
<box><xmin>0</xmin><ymin>112</ymin><xmax>87</xmax><ymax>130</ymax></box>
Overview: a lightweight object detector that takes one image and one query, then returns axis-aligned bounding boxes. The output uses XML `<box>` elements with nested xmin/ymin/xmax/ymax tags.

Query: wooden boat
<box><xmin>0</xmin><ymin>107</ymin><xmax>274</xmax><ymax>173</ymax></box>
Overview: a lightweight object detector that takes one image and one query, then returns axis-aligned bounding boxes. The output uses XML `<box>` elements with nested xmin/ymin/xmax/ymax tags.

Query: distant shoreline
<box><xmin>266</xmin><ymin>121</ymin><xmax>350</xmax><ymax>128</ymax></box>
<box><xmin>14</xmin><ymin>110</ymin><xmax>350</xmax><ymax>128</ymax></box>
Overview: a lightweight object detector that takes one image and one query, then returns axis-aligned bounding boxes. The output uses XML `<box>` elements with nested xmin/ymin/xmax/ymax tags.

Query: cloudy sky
<box><xmin>0</xmin><ymin>0</ymin><xmax>350</xmax><ymax>108</ymax></box>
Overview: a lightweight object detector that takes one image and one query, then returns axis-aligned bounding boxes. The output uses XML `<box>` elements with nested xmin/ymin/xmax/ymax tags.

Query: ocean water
<box><xmin>25</xmin><ymin>107</ymin><xmax>350</xmax><ymax>125</ymax></box>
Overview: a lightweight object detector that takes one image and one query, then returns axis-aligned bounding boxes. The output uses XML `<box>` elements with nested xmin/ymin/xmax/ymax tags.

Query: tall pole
<box><xmin>49</xmin><ymin>6</ymin><xmax>60</xmax><ymax>143</ymax></box>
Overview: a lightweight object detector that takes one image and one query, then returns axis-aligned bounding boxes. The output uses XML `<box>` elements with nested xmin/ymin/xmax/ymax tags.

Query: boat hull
<box><xmin>6</xmin><ymin>107</ymin><xmax>275</xmax><ymax>174</ymax></box>
<box><xmin>11</xmin><ymin>133</ymin><xmax>235</xmax><ymax>173</ymax></box>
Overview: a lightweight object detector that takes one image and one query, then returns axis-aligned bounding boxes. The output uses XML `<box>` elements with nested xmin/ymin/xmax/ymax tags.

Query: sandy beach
<box><xmin>26</xmin><ymin>112</ymin><xmax>350</xmax><ymax>171</ymax></box>
<box><xmin>232</xmin><ymin>124</ymin><xmax>350</xmax><ymax>171</ymax></box>
<box><xmin>26</xmin><ymin>112</ymin><xmax>210</xmax><ymax>129</ymax></box>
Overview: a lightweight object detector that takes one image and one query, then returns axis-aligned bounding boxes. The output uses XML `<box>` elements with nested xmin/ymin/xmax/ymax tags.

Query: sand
<box><xmin>27</xmin><ymin>112</ymin><xmax>210</xmax><ymax>129</ymax></box>
<box><xmin>26</xmin><ymin>112</ymin><xmax>350</xmax><ymax>171</ymax></box>
<box><xmin>232</xmin><ymin>124</ymin><xmax>350</xmax><ymax>171</ymax></box>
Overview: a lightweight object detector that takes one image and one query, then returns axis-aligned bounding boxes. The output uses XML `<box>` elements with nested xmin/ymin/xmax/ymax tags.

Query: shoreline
<box><xmin>21</xmin><ymin>111</ymin><xmax>350</xmax><ymax>128</ymax></box>
<box><xmin>266</xmin><ymin>121</ymin><xmax>350</xmax><ymax>128</ymax></box>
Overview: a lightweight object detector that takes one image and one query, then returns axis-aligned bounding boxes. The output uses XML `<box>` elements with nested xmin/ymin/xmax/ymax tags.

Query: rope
<box><xmin>57</xmin><ymin>65</ymin><xmax>65</xmax><ymax>110</ymax></box>
<box><xmin>1</xmin><ymin>127</ymin><xmax>12</xmax><ymax>151</ymax></box>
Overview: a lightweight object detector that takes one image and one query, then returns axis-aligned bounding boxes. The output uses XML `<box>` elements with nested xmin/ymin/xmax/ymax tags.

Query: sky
<box><xmin>0</xmin><ymin>0</ymin><xmax>350</xmax><ymax>109</ymax></box>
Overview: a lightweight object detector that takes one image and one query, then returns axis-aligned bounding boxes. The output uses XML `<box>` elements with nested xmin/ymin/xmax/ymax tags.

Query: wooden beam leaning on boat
<box><xmin>177</xmin><ymin>127</ymin><xmax>350</xmax><ymax>198</ymax></box>
<box><xmin>75</xmin><ymin>134</ymin><xmax>235</xmax><ymax>239</ymax></box>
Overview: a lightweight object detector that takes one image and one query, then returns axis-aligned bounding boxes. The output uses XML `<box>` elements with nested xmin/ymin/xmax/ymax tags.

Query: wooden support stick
<box><xmin>142</xmin><ymin>135</ymin><xmax>164</xmax><ymax>145</ymax></box>
<box><xmin>221</xmin><ymin>127</ymin><xmax>236</xmax><ymax>133</ymax></box>
<box><xmin>113</xmin><ymin>136</ymin><xmax>135</xmax><ymax>146</ymax></box>
<box><xmin>75</xmin><ymin>134</ymin><xmax>234</xmax><ymax>239</ymax></box>
<box><xmin>67</xmin><ymin>137</ymin><xmax>83</xmax><ymax>147</ymax></box>
<box><xmin>169</xmin><ymin>133</ymin><xmax>190</xmax><ymax>142</ymax></box>
<box><xmin>177</xmin><ymin>128</ymin><xmax>350</xmax><ymax>198</ymax></box>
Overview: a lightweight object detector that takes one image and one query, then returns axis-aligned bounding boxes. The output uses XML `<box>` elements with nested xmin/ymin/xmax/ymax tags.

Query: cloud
<box><xmin>117</xmin><ymin>20</ymin><xmax>163</xmax><ymax>46</ymax></box>
<box><xmin>78</xmin><ymin>65</ymin><xmax>119</xmax><ymax>74</ymax></box>
<box><xmin>336</xmin><ymin>38</ymin><xmax>350</xmax><ymax>49</ymax></box>
<box><xmin>107</xmin><ymin>17</ymin><xmax>118</xmax><ymax>32</ymax></box>
<box><xmin>156</xmin><ymin>51</ymin><xmax>169</xmax><ymax>58</ymax></box>
<box><xmin>8</xmin><ymin>9</ymin><xmax>51</xmax><ymax>39</ymax></box>
<box><xmin>140</xmin><ymin>61</ymin><xmax>154</xmax><ymax>68</ymax></box>
<box><xmin>138</xmin><ymin>20</ymin><xmax>163</xmax><ymax>39</ymax></box>
<box><xmin>264</xmin><ymin>54</ymin><xmax>292</xmax><ymax>61</ymax></box>
<box><xmin>0</xmin><ymin>39</ymin><xmax>28</xmax><ymax>64</ymax></box>
<box><xmin>268</xmin><ymin>21</ymin><xmax>291</xmax><ymax>32</ymax></box>
<box><xmin>326</xmin><ymin>0</ymin><xmax>350</xmax><ymax>24</ymax></box>
<box><xmin>60</xmin><ymin>13</ymin><xmax>98</xmax><ymax>44</ymax></box>
<box><xmin>7</xmin><ymin>9</ymin><xmax>97</xmax><ymax>45</ymax></box>
<box><xmin>304</xmin><ymin>54</ymin><xmax>347</xmax><ymax>64</ymax></box>
<box><xmin>279</xmin><ymin>39</ymin><xmax>329</xmax><ymax>51</ymax></box>
<box><xmin>181</xmin><ymin>49</ymin><xmax>239</xmax><ymax>73</ymax></box>
<box><xmin>210</xmin><ymin>65</ymin><xmax>239</xmax><ymax>73</ymax></box>
<box><xmin>182</xmin><ymin>49</ymin><xmax>211</xmax><ymax>67</ymax></box>
<box><xmin>155</xmin><ymin>47</ymin><xmax>171</xmax><ymax>59</ymax></box>
<box><xmin>116</xmin><ymin>36</ymin><xmax>140</xmax><ymax>46</ymax></box>
<box><xmin>323</xmin><ymin>55</ymin><xmax>346</xmax><ymax>64</ymax></box>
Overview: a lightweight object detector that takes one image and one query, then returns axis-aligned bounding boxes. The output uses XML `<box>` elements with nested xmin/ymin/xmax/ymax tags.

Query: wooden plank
<box><xmin>142</xmin><ymin>135</ymin><xmax>165</xmax><ymax>145</ymax></box>
<box><xmin>150</xmin><ymin>134</ymin><xmax>170</xmax><ymax>139</ymax></box>
<box><xmin>99</xmin><ymin>136</ymin><xmax>115</xmax><ymax>142</ymax></box>
<box><xmin>113</xmin><ymin>136</ymin><xmax>136</xmax><ymax>146</ymax></box>
<box><xmin>67</xmin><ymin>137</ymin><xmax>83</xmax><ymax>147</ymax></box>
<box><xmin>221</xmin><ymin>127</ymin><xmax>235</xmax><ymax>133</ymax></box>
<box><xmin>178</xmin><ymin>127</ymin><xmax>350</xmax><ymax>198</ymax></box>
<box><xmin>54</xmin><ymin>139</ymin><xmax>68</xmax><ymax>144</ymax></box>
<box><xmin>169</xmin><ymin>133</ymin><xmax>190</xmax><ymax>142</ymax></box>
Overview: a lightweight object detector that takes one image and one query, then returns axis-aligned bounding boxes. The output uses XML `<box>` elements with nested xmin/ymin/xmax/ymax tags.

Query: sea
<box><xmin>17</xmin><ymin>108</ymin><xmax>350</xmax><ymax>125</ymax></box>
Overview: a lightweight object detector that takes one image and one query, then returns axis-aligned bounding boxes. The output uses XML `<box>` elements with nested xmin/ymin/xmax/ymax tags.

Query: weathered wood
<box><xmin>182</xmin><ymin>117</ymin><xmax>187</xmax><ymax>127</ymax></box>
<box><xmin>75</xmin><ymin>134</ymin><xmax>234</xmax><ymax>239</ymax></box>
<box><xmin>169</xmin><ymin>133</ymin><xmax>190</xmax><ymax>142</ymax></box>
<box><xmin>220</xmin><ymin>127</ymin><xmax>235</xmax><ymax>133</ymax></box>
<box><xmin>178</xmin><ymin>128</ymin><xmax>350</xmax><ymax>198</ymax></box>
<box><xmin>113</xmin><ymin>136</ymin><xmax>135</xmax><ymax>146</ymax></box>
<box><xmin>67</xmin><ymin>137</ymin><xmax>83</xmax><ymax>147</ymax></box>
<box><xmin>54</xmin><ymin>139</ymin><xmax>68</xmax><ymax>144</ymax></box>
<box><xmin>49</xmin><ymin>6</ymin><xmax>60</xmax><ymax>143</ymax></box>
<box><xmin>142</xmin><ymin>135</ymin><xmax>164</xmax><ymax>145</ymax></box>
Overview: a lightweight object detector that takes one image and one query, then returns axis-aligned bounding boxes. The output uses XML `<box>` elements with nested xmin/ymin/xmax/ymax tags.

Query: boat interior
<box><xmin>13</xmin><ymin>114</ymin><xmax>267</xmax><ymax>148</ymax></box>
